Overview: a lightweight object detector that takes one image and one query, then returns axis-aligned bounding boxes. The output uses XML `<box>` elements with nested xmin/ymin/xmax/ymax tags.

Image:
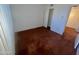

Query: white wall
<box><xmin>11</xmin><ymin>4</ymin><xmax>47</xmax><ymax>32</ymax></box>
<box><xmin>50</xmin><ymin>4</ymin><xmax>72</xmax><ymax>35</ymax></box>
<box><xmin>66</xmin><ymin>6</ymin><xmax>79</xmax><ymax>31</ymax></box>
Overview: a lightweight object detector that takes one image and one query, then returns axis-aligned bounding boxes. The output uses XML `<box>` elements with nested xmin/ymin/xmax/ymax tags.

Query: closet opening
<box><xmin>47</xmin><ymin>8</ymin><xmax>53</xmax><ymax>30</ymax></box>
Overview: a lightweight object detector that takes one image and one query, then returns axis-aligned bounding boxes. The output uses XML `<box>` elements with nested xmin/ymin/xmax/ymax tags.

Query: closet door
<box><xmin>0</xmin><ymin>24</ymin><xmax>7</xmax><ymax>55</ymax></box>
<box><xmin>0</xmin><ymin>37</ymin><xmax>6</xmax><ymax>54</ymax></box>
<box><xmin>50</xmin><ymin>5</ymin><xmax>71</xmax><ymax>35</ymax></box>
<box><xmin>0</xmin><ymin>5</ymin><xmax>15</xmax><ymax>54</ymax></box>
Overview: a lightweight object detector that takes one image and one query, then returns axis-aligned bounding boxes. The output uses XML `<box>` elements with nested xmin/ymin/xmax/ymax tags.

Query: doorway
<box><xmin>63</xmin><ymin>6</ymin><xmax>79</xmax><ymax>40</ymax></box>
<box><xmin>66</xmin><ymin>6</ymin><xmax>79</xmax><ymax>32</ymax></box>
<box><xmin>47</xmin><ymin>8</ymin><xmax>53</xmax><ymax>30</ymax></box>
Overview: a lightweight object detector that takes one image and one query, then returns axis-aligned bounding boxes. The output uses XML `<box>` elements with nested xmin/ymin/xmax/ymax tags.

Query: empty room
<box><xmin>0</xmin><ymin>4</ymin><xmax>79</xmax><ymax>55</ymax></box>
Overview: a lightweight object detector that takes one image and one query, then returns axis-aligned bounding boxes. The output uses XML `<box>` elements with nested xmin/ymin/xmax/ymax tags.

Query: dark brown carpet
<box><xmin>16</xmin><ymin>27</ymin><xmax>77</xmax><ymax>55</ymax></box>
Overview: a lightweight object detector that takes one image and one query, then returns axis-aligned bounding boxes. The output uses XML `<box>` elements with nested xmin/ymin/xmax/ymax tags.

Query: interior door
<box><xmin>0</xmin><ymin>23</ymin><xmax>8</xmax><ymax>54</ymax></box>
<box><xmin>50</xmin><ymin>5</ymin><xmax>72</xmax><ymax>35</ymax></box>
<box><xmin>0</xmin><ymin>5</ymin><xmax>15</xmax><ymax>54</ymax></box>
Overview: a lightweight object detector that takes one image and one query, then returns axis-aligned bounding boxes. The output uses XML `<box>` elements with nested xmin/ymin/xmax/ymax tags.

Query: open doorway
<box><xmin>47</xmin><ymin>8</ymin><xmax>53</xmax><ymax>30</ymax></box>
<box><xmin>66</xmin><ymin>6</ymin><xmax>79</xmax><ymax>32</ymax></box>
<box><xmin>63</xmin><ymin>6</ymin><xmax>79</xmax><ymax>40</ymax></box>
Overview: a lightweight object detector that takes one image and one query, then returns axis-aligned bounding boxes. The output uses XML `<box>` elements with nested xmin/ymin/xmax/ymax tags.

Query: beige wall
<box><xmin>67</xmin><ymin>6</ymin><xmax>79</xmax><ymax>31</ymax></box>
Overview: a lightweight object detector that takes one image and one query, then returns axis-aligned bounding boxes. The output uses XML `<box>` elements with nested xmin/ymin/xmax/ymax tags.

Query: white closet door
<box><xmin>0</xmin><ymin>37</ymin><xmax>6</xmax><ymax>55</ymax></box>
<box><xmin>0</xmin><ymin>5</ymin><xmax>15</xmax><ymax>54</ymax></box>
<box><xmin>0</xmin><ymin>5</ymin><xmax>9</xmax><ymax>54</ymax></box>
<box><xmin>0</xmin><ymin>26</ymin><xmax>7</xmax><ymax>55</ymax></box>
<box><xmin>50</xmin><ymin>5</ymin><xmax>72</xmax><ymax>35</ymax></box>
